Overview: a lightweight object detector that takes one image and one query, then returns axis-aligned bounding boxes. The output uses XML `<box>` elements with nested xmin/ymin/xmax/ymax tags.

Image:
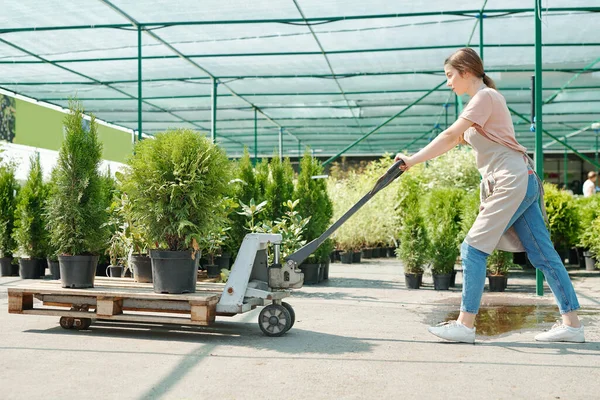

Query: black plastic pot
<box><xmin>299</xmin><ymin>263</ymin><xmax>321</xmax><ymax>285</ymax></box>
<box><xmin>577</xmin><ymin>248</ymin><xmax>586</xmax><ymax>269</ymax></box>
<box><xmin>131</xmin><ymin>254</ymin><xmax>152</xmax><ymax>283</ymax></box>
<box><xmin>352</xmin><ymin>251</ymin><xmax>362</xmax><ymax>263</ymax></box>
<box><xmin>488</xmin><ymin>275</ymin><xmax>508</xmax><ymax>292</ymax></box>
<box><xmin>59</xmin><ymin>255</ymin><xmax>99</xmax><ymax>288</ymax></box>
<box><xmin>206</xmin><ymin>264</ymin><xmax>220</xmax><ymax>278</ymax></box>
<box><xmin>405</xmin><ymin>273</ymin><xmax>422</xmax><ymax>289</ymax></box>
<box><xmin>216</xmin><ymin>254</ymin><xmax>231</xmax><ymax>270</ymax></box>
<box><xmin>340</xmin><ymin>252</ymin><xmax>353</xmax><ymax>264</ymax></box>
<box><xmin>150</xmin><ymin>250</ymin><xmax>196</xmax><ymax>294</ymax></box>
<box><xmin>106</xmin><ymin>265</ymin><xmax>123</xmax><ymax>278</ymax></box>
<box><xmin>387</xmin><ymin>247</ymin><xmax>396</xmax><ymax>258</ymax></box>
<box><xmin>19</xmin><ymin>258</ymin><xmax>43</xmax><ymax>279</ymax></box>
<box><xmin>322</xmin><ymin>261</ymin><xmax>329</xmax><ymax>280</ymax></box>
<box><xmin>583</xmin><ymin>251</ymin><xmax>597</xmax><ymax>271</ymax></box>
<box><xmin>433</xmin><ymin>273</ymin><xmax>452</xmax><ymax>290</ymax></box>
<box><xmin>568</xmin><ymin>248</ymin><xmax>579</xmax><ymax>266</ymax></box>
<box><xmin>0</xmin><ymin>257</ymin><xmax>13</xmax><ymax>277</ymax></box>
<box><xmin>47</xmin><ymin>259</ymin><xmax>60</xmax><ymax>280</ymax></box>
<box><xmin>361</xmin><ymin>248</ymin><xmax>373</xmax><ymax>259</ymax></box>
<box><xmin>96</xmin><ymin>262</ymin><xmax>110</xmax><ymax>277</ymax></box>
<box><xmin>449</xmin><ymin>269</ymin><xmax>457</xmax><ymax>287</ymax></box>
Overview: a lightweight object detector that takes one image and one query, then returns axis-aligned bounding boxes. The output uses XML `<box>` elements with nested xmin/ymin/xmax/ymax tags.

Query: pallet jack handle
<box><xmin>285</xmin><ymin>159</ymin><xmax>405</xmax><ymax>265</ymax></box>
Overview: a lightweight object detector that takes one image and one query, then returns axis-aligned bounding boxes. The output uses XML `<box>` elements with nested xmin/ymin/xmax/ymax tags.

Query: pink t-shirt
<box><xmin>460</xmin><ymin>87</ymin><xmax>527</xmax><ymax>155</ymax></box>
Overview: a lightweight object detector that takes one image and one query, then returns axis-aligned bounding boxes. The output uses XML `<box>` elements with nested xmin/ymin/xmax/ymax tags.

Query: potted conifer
<box><xmin>0</xmin><ymin>160</ymin><xmax>18</xmax><ymax>276</ymax></box>
<box><xmin>425</xmin><ymin>187</ymin><xmax>464</xmax><ymax>290</ymax></box>
<box><xmin>46</xmin><ymin>101</ymin><xmax>107</xmax><ymax>288</ymax></box>
<box><xmin>486</xmin><ymin>250</ymin><xmax>516</xmax><ymax>292</ymax></box>
<box><xmin>121</xmin><ymin>128</ymin><xmax>231</xmax><ymax>294</ymax></box>
<box><xmin>395</xmin><ymin>169</ymin><xmax>429</xmax><ymax>289</ymax></box>
<box><xmin>295</xmin><ymin>151</ymin><xmax>333</xmax><ymax>282</ymax></box>
<box><xmin>13</xmin><ymin>154</ymin><xmax>49</xmax><ymax>279</ymax></box>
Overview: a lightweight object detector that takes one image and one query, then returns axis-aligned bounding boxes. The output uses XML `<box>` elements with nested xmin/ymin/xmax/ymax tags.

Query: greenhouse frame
<box><xmin>0</xmin><ymin>0</ymin><xmax>599</xmax><ymax>173</ymax></box>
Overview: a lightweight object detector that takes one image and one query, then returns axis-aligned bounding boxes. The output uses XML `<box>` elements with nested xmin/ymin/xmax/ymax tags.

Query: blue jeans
<box><xmin>461</xmin><ymin>172</ymin><xmax>581</xmax><ymax>315</ymax></box>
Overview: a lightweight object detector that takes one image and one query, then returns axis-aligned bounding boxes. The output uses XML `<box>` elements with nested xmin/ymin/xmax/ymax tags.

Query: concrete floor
<box><xmin>1</xmin><ymin>259</ymin><xmax>599</xmax><ymax>400</ymax></box>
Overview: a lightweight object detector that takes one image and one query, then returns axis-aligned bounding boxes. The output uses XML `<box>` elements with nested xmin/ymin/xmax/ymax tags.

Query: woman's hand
<box><xmin>394</xmin><ymin>153</ymin><xmax>412</xmax><ymax>171</ymax></box>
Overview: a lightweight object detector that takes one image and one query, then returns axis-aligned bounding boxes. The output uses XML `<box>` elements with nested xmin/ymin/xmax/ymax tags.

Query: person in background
<box><xmin>582</xmin><ymin>171</ymin><xmax>597</xmax><ymax>197</ymax></box>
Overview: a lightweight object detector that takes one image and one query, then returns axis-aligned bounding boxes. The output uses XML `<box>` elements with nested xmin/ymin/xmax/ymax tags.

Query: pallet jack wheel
<box><xmin>258</xmin><ymin>304</ymin><xmax>292</xmax><ymax>337</ymax></box>
<box><xmin>59</xmin><ymin>317</ymin><xmax>75</xmax><ymax>329</ymax></box>
<box><xmin>281</xmin><ymin>302</ymin><xmax>295</xmax><ymax>329</ymax></box>
<box><xmin>73</xmin><ymin>318</ymin><xmax>92</xmax><ymax>330</ymax></box>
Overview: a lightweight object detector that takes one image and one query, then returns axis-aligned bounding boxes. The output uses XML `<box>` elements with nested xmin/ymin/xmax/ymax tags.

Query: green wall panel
<box><xmin>11</xmin><ymin>97</ymin><xmax>133</xmax><ymax>163</ymax></box>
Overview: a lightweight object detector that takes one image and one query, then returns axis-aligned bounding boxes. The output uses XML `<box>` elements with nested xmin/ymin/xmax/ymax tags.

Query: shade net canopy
<box><xmin>1</xmin><ymin>0</ymin><xmax>599</xmax><ymax>159</ymax></box>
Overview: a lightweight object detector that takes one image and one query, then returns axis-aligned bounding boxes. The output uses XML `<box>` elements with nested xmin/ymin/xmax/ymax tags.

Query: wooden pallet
<box><xmin>8</xmin><ymin>278</ymin><xmax>222</xmax><ymax>326</ymax></box>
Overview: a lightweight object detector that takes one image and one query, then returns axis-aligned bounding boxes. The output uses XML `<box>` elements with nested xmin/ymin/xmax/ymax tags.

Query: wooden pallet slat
<box><xmin>7</xmin><ymin>281</ymin><xmax>222</xmax><ymax>327</ymax></box>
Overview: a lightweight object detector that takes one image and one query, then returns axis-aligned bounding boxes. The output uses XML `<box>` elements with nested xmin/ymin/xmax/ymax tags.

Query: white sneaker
<box><xmin>534</xmin><ymin>321</ymin><xmax>585</xmax><ymax>343</ymax></box>
<box><xmin>428</xmin><ymin>321</ymin><xmax>476</xmax><ymax>344</ymax></box>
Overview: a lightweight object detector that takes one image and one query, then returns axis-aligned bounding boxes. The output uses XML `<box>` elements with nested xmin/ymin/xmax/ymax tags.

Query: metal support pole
<box><xmin>137</xmin><ymin>26</ymin><xmax>142</xmax><ymax>141</ymax></box>
<box><xmin>278</xmin><ymin>127</ymin><xmax>283</xmax><ymax>160</ymax></box>
<box><xmin>534</xmin><ymin>0</ymin><xmax>544</xmax><ymax>296</ymax></box>
<box><xmin>253</xmin><ymin>108</ymin><xmax>258</xmax><ymax>165</ymax></box>
<box><xmin>564</xmin><ymin>137</ymin><xmax>568</xmax><ymax>189</ymax></box>
<box><xmin>211</xmin><ymin>77</ymin><xmax>217</xmax><ymax>142</ymax></box>
<box><xmin>594</xmin><ymin>130</ymin><xmax>600</xmax><ymax>173</ymax></box>
<box><xmin>479</xmin><ymin>12</ymin><xmax>484</xmax><ymax>60</ymax></box>
<box><xmin>444</xmin><ymin>103</ymin><xmax>449</xmax><ymax>129</ymax></box>
<box><xmin>454</xmin><ymin>94</ymin><xmax>458</xmax><ymax>120</ymax></box>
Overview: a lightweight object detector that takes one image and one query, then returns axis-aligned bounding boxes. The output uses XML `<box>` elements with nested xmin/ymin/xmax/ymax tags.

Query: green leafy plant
<box><xmin>121</xmin><ymin>128</ymin><xmax>232</xmax><ymax>251</ymax></box>
<box><xmin>13</xmin><ymin>154</ymin><xmax>49</xmax><ymax>259</ymax></box>
<box><xmin>395</xmin><ymin>166</ymin><xmax>429</xmax><ymax>274</ymax></box>
<box><xmin>574</xmin><ymin>195</ymin><xmax>600</xmax><ymax>250</ymax></box>
<box><xmin>239</xmin><ymin>199</ymin><xmax>310</xmax><ymax>259</ymax></box>
<box><xmin>46</xmin><ymin>100</ymin><xmax>107</xmax><ymax>256</ymax></box>
<box><xmin>0</xmin><ymin>160</ymin><xmax>18</xmax><ymax>258</ymax></box>
<box><xmin>201</xmin><ymin>226</ymin><xmax>231</xmax><ymax>265</ymax></box>
<box><xmin>396</xmin><ymin>213</ymin><xmax>430</xmax><ymax>274</ymax></box>
<box><xmin>265</xmin><ymin>154</ymin><xmax>295</xmax><ymax>223</ymax></box>
<box><xmin>425</xmin><ymin>187</ymin><xmax>465</xmax><ymax>275</ymax></box>
<box><xmin>295</xmin><ymin>150</ymin><xmax>333</xmax><ymax>263</ymax></box>
<box><xmin>228</xmin><ymin>149</ymin><xmax>264</xmax><ymax>256</ymax></box>
<box><xmin>543</xmin><ymin>182</ymin><xmax>580</xmax><ymax>251</ymax></box>
<box><xmin>487</xmin><ymin>250</ymin><xmax>518</xmax><ymax>276</ymax></box>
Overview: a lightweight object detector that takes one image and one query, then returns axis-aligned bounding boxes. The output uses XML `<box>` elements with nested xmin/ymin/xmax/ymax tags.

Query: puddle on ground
<box><xmin>434</xmin><ymin>305</ymin><xmax>598</xmax><ymax>337</ymax></box>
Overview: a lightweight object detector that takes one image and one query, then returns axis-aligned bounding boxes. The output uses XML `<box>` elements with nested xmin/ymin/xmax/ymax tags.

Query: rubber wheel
<box><xmin>59</xmin><ymin>317</ymin><xmax>74</xmax><ymax>329</ymax></box>
<box><xmin>258</xmin><ymin>304</ymin><xmax>292</xmax><ymax>337</ymax></box>
<box><xmin>73</xmin><ymin>318</ymin><xmax>92</xmax><ymax>330</ymax></box>
<box><xmin>281</xmin><ymin>302</ymin><xmax>295</xmax><ymax>329</ymax></box>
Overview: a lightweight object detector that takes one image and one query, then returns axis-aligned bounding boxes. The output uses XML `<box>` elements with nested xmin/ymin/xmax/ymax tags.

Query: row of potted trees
<box><xmin>0</xmin><ymin>101</ymin><xmax>336</xmax><ymax>291</ymax></box>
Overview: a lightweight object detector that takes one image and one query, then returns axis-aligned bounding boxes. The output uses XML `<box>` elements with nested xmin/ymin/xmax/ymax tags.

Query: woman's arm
<box><xmin>395</xmin><ymin>118</ymin><xmax>474</xmax><ymax>167</ymax></box>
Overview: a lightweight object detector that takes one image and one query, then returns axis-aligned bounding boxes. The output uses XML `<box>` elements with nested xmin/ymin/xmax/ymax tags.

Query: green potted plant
<box><xmin>395</xmin><ymin>168</ymin><xmax>429</xmax><ymax>289</ymax></box>
<box><xmin>543</xmin><ymin>183</ymin><xmax>580</xmax><ymax>263</ymax></box>
<box><xmin>486</xmin><ymin>250</ymin><xmax>517</xmax><ymax>292</ymax></box>
<box><xmin>575</xmin><ymin>195</ymin><xmax>600</xmax><ymax>270</ymax></box>
<box><xmin>122</xmin><ymin>128</ymin><xmax>231</xmax><ymax>294</ymax></box>
<box><xmin>103</xmin><ymin>195</ymin><xmax>128</xmax><ymax>279</ymax></box>
<box><xmin>46</xmin><ymin>100</ymin><xmax>108</xmax><ymax>288</ymax></box>
<box><xmin>13</xmin><ymin>153</ymin><xmax>49</xmax><ymax>279</ymax></box>
<box><xmin>0</xmin><ymin>159</ymin><xmax>18</xmax><ymax>276</ymax></box>
<box><xmin>44</xmin><ymin>169</ymin><xmax>60</xmax><ymax>279</ymax></box>
<box><xmin>265</xmin><ymin>154</ymin><xmax>295</xmax><ymax>223</ymax></box>
<box><xmin>295</xmin><ymin>150</ymin><xmax>333</xmax><ymax>281</ymax></box>
<box><xmin>201</xmin><ymin>226</ymin><xmax>230</xmax><ymax>278</ymax></box>
<box><xmin>425</xmin><ymin>187</ymin><xmax>464</xmax><ymax>290</ymax></box>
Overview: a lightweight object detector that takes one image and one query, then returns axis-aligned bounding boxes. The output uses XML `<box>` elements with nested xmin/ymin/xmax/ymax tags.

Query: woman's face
<box><xmin>444</xmin><ymin>65</ymin><xmax>469</xmax><ymax>96</ymax></box>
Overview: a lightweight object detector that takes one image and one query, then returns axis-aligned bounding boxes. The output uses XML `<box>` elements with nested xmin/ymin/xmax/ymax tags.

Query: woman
<box><xmin>395</xmin><ymin>48</ymin><xmax>584</xmax><ymax>344</ymax></box>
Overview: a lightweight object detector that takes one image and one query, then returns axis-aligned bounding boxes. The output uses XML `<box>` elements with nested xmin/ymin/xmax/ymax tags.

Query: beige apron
<box><xmin>463</xmin><ymin>128</ymin><xmax>546</xmax><ymax>254</ymax></box>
